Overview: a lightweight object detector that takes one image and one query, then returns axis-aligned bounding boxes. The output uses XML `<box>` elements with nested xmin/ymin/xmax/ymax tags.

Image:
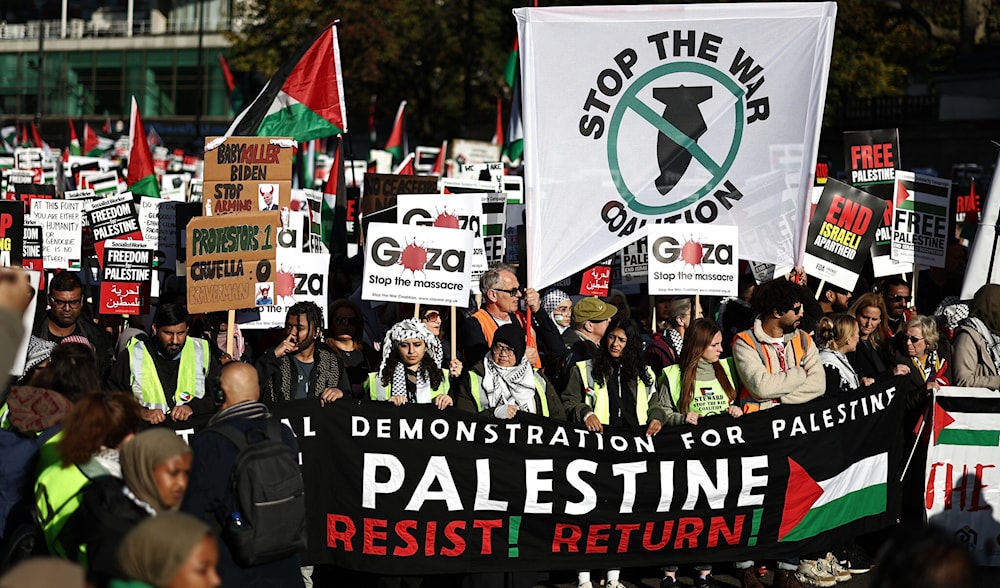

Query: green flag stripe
<box><xmin>780</xmin><ymin>483</ymin><xmax>885</xmax><ymax>543</ymax></box>
<box><xmin>937</xmin><ymin>429</ymin><xmax>1000</xmax><ymax>447</ymax></box>
<box><xmin>482</xmin><ymin>225</ymin><xmax>503</xmax><ymax>236</ymax></box>
<box><xmin>258</xmin><ymin>102</ymin><xmax>345</xmax><ymax>142</ymax></box>
<box><xmin>129</xmin><ymin>174</ymin><xmax>160</xmax><ymax>198</ymax></box>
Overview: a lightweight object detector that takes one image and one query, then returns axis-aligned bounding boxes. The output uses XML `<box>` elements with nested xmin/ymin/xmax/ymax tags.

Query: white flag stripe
<box><xmin>814</xmin><ymin>453</ymin><xmax>887</xmax><ymax>509</ymax></box>
<box><xmin>941</xmin><ymin>412</ymin><xmax>1000</xmax><ymax>431</ymax></box>
<box><xmin>937</xmin><ymin>387</ymin><xmax>1000</xmax><ymax>400</ymax></box>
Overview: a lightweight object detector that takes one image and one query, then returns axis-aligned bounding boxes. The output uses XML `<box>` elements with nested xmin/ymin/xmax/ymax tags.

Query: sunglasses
<box><xmin>422</xmin><ymin>311</ymin><xmax>441</xmax><ymax>322</ymax></box>
<box><xmin>890</xmin><ymin>295</ymin><xmax>912</xmax><ymax>303</ymax></box>
<box><xmin>788</xmin><ymin>304</ymin><xmax>802</xmax><ymax>314</ymax></box>
<box><xmin>492</xmin><ymin>287</ymin><xmax>524</xmax><ymax>297</ymax></box>
<box><xmin>906</xmin><ymin>336</ymin><xmax>924</xmax><ymax>344</ymax></box>
<box><xmin>334</xmin><ymin>316</ymin><xmax>359</xmax><ymax>326</ymax></box>
<box><xmin>493</xmin><ymin>343</ymin><xmax>516</xmax><ymax>357</ymax></box>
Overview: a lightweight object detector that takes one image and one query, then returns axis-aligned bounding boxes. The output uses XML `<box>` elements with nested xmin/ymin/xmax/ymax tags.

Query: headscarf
<box><xmin>482</xmin><ymin>324</ymin><xmax>536</xmax><ymax>418</ymax></box>
<box><xmin>0</xmin><ymin>558</ymin><xmax>85</xmax><ymax>588</ymax></box>
<box><xmin>117</xmin><ymin>512</ymin><xmax>211</xmax><ymax>588</ymax></box>
<box><xmin>379</xmin><ymin>318</ymin><xmax>442</xmax><ymax>399</ymax></box>
<box><xmin>120</xmin><ymin>428</ymin><xmax>191</xmax><ymax>513</ymax></box>
<box><xmin>23</xmin><ymin>336</ymin><xmax>56</xmax><ymax>374</ymax></box>
<box><xmin>608</xmin><ymin>288</ymin><xmax>631</xmax><ymax>319</ymax></box>
<box><xmin>971</xmin><ymin>284</ymin><xmax>1000</xmax><ymax>334</ymax></box>
<box><xmin>541</xmin><ymin>289</ymin><xmax>571</xmax><ymax>333</ymax></box>
<box><xmin>215</xmin><ymin>322</ymin><xmax>246</xmax><ymax>359</ymax></box>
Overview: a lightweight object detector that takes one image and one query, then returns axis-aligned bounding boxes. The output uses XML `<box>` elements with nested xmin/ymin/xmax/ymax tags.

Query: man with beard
<box><xmin>880</xmin><ymin>275</ymin><xmax>915</xmax><ymax>336</ymax></box>
<box><xmin>818</xmin><ymin>282</ymin><xmax>853</xmax><ymax>315</ymax></box>
<box><xmin>32</xmin><ymin>272</ymin><xmax>114</xmax><ymax>376</ymax></box>
<box><xmin>731</xmin><ymin>277</ymin><xmax>830</xmax><ymax>588</ymax></box>
<box><xmin>110</xmin><ymin>301</ymin><xmax>220</xmax><ymax>424</ymax></box>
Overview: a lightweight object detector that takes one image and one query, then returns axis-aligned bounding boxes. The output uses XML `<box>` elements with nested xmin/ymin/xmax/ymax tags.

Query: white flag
<box><xmin>962</xmin><ymin>154</ymin><xmax>1000</xmax><ymax>299</ymax></box>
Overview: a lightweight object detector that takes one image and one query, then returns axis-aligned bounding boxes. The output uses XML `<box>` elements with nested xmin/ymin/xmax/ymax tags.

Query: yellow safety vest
<box><xmin>34</xmin><ymin>458</ymin><xmax>111</xmax><ymax>558</ymax></box>
<box><xmin>127</xmin><ymin>337</ymin><xmax>209</xmax><ymax>411</ymax></box>
<box><xmin>663</xmin><ymin>358</ymin><xmax>737</xmax><ymax>416</ymax></box>
<box><xmin>365</xmin><ymin>372</ymin><xmax>451</xmax><ymax>402</ymax></box>
<box><xmin>466</xmin><ymin>370</ymin><xmax>550</xmax><ymax>417</ymax></box>
<box><xmin>575</xmin><ymin>360</ymin><xmax>654</xmax><ymax>425</ymax></box>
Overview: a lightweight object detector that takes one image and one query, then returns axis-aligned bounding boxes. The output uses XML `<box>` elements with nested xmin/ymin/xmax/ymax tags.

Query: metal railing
<box><xmin>0</xmin><ymin>17</ymin><xmax>232</xmax><ymax>40</ymax></box>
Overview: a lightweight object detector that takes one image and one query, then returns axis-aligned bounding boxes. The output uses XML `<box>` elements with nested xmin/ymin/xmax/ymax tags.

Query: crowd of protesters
<box><xmin>0</xmin><ymin>230</ymin><xmax>993</xmax><ymax>588</ymax></box>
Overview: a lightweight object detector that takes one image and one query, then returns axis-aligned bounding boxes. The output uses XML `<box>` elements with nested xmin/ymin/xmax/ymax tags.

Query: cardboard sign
<box><xmin>85</xmin><ymin>193</ymin><xmax>142</xmax><ymax>263</ymax></box>
<box><xmin>803</xmin><ymin>179</ymin><xmax>888</xmax><ymax>291</ymax></box>
<box><xmin>362</xmin><ymin>222</ymin><xmax>474</xmax><ymax>307</ymax></box>
<box><xmin>185</xmin><ymin>211</ymin><xmax>279</xmax><ymax>313</ymax></box>
<box><xmin>29</xmin><ymin>199</ymin><xmax>83</xmax><ymax>269</ymax></box>
<box><xmin>620</xmin><ymin>238</ymin><xmax>648</xmax><ymax>284</ymax></box>
<box><xmin>100</xmin><ymin>239</ymin><xmax>153</xmax><ymax>315</ymax></box>
<box><xmin>203</xmin><ymin>137</ymin><xmax>294</xmax><ymax>214</ymax></box>
<box><xmin>236</xmin><ymin>251</ymin><xmax>331</xmax><ymax>329</ymax></box>
<box><xmin>0</xmin><ymin>200</ymin><xmax>23</xmax><ymax>266</ymax></box>
<box><xmin>361</xmin><ymin>173</ymin><xmax>440</xmax><ymax>229</ymax></box>
<box><xmin>648</xmin><ymin>224</ymin><xmax>739</xmax><ymax>297</ymax></box>
<box><xmin>891</xmin><ymin>171</ymin><xmax>952</xmax><ymax>268</ymax></box>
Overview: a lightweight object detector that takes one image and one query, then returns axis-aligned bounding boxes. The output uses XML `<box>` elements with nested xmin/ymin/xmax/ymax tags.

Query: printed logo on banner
<box><xmin>648</xmin><ymin>224</ymin><xmax>739</xmax><ymax>296</ymax></box>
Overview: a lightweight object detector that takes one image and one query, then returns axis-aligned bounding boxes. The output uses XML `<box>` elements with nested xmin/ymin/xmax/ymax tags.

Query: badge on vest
<box><xmin>178</xmin><ymin>391</ymin><xmax>193</xmax><ymax>402</ymax></box>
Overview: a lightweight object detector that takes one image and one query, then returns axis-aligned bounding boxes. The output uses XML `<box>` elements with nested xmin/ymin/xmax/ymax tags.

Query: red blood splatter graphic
<box><xmin>680</xmin><ymin>239</ymin><xmax>704</xmax><ymax>267</ymax></box>
<box><xmin>399</xmin><ymin>242</ymin><xmax>428</xmax><ymax>274</ymax></box>
<box><xmin>433</xmin><ymin>209</ymin><xmax>460</xmax><ymax>229</ymax></box>
<box><xmin>275</xmin><ymin>269</ymin><xmax>295</xmax><ymax>298</ymax></box>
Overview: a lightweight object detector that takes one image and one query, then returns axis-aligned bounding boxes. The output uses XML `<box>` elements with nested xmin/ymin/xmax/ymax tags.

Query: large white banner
<box><xmin>516</xmin><ymin>3</ymin><xmax>836</xmax><ymax>288</ymax></box>
<box><xmin>647</xmin><ymin>224</ymin><xmax>739</xmax><ymax>296</ymax></box>
<box><xmin>362</xmin><ymin>223</ymin><xmax>474</xmax><ymax>307</ymax></box>
<box><xmin>926</xmin><ymin>387</ymin><xmax>1000</xmax><ymax>565</ymax></box>
<box><xmin>961</xmin><ymin>154</ymin><xmax>1000</xmax><ymax>299</ymax></box>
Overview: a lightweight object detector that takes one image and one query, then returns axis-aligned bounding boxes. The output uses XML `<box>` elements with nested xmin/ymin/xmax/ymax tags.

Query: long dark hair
<box><xmin>379</xmin><ymin>347</ymin><xmax>444</xmax><ymax>390</ymax></box>
<box><xmin>677</xmin><ymin>318</ymin><xmax>736</xmax><ymax>414</ymax></box>
<box><xmin>593</xmin><ymin>318</ymin><xmax>653</xmax><ymax>388</ymax></box>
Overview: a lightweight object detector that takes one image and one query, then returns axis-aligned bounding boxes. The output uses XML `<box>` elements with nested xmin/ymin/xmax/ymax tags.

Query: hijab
<box><xmin>482</xmin><ymin>324</ymin><xmax>536</xmax><ymax>417</ymax></box>
<box><xmin>118</xmin><ymin>512</ymin><xmax>211</xmax><ymax>588</ymax></box>
<box><xmin>120</xmin><ymin>428</ymin><xmax>191</xmax><ymax>513</ymax></box>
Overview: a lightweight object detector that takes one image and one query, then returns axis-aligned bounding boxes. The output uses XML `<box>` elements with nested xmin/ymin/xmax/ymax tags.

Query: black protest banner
<box><xmin>803</xmin><ymin>179</ymin><xmax>888</xmax><ymax>291</ymax></box>
<box><xmin>361</xmin><ymin>173</ymin><xmax>440</xmax><ymax>234</ymax></box>
<box><xmin>260</xmin><ymin>382</ymin><xmax>904</xmax><ymax>573</ymax></box>
<box><xmin>99</xmin><ymin>239</ymin><xmax>154</xmax><ymax>315</ymax></box>
<box><xmin>844</xmin><ymin>129</ymin><xmax>902</xmax><ymax>277</ymax></box>
<box><xmin>13</xmin><ymin>182</ymin><xmax>55</xmax><ymax>213</ymax></box>
<box><xmin>0</xmin><ymin>200</ymin><xmax>24</xmax><ymax>266</ymax></box>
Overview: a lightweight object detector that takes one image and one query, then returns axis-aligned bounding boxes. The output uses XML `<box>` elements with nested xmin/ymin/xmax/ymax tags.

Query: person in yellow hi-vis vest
<box><xmin>561</xmin><ymin>318</ymin><xmax>666</xmax><ymax>588</ymax></box>
<box><xmin>365</xmin><ymin>318</ymin><xmax>460</xmax><ymax>410</ymax></box>
<box><xmin>109</xmin><ymin>302</ymin><xmax>220</xmax><ymax>425</ymax></box>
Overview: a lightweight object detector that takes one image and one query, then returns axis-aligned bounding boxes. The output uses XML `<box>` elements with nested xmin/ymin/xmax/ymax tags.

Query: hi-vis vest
<box><xmin>575</xmin><ymin>360</ymin><xmax>655</xmax><ymax>425</ymax></box>
<box><xmin>34</xmin><ymin>458</ymin><xmax>110</xmax><ymax>558</ymax></box>
<box><xmin>466</xmin><ymin>370</ymin><xmax>550</xmax><ymax>417</ymax></box>
<box><xmin>663</xmin><ymin>358</ymin><xmax>737</xmax><ymax>416</ymax></box>
<box><xmin>733</xmin><ymin>329</ymin><xmax>811</xmax><ymax>407</ymax></box>
<box><xmin>470</xmin><ymin>309</ymin><xmax>542</xmax><ymax>369</ymax></box>
<box><xmin>366</xmin><ymin>372</ymin><xmax>451</xmax><ymax>403</ymax></box>
<box><xmin>127</xmin><ymin>337</ymin><xmax>210</xmax><ymax>411</ymax></box>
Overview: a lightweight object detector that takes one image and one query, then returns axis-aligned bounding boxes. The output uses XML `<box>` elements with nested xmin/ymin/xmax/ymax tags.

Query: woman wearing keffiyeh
<box><xmin>365</xmin><ymin>318</ymin><xmax>455</xmax><ymax>410</ymax></box>
<box><xmin>456</xmin><ymin>323</ymin><xmax>564</xmax><ymax>420</ymax></box>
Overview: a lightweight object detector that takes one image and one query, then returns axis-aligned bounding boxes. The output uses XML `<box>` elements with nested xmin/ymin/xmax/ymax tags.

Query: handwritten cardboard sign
<box><xmin>203</xmin><ymin>137</ymin><xmax>294</xmax><ymax>214</ymax></box>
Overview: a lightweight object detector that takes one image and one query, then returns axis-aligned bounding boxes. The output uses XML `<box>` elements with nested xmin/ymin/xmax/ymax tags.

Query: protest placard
<box><xmin>99</xmin><ymin>239</ymin><xmax>153</xmax><ymax>315</ymax></box>
<box><xmin>186</xmin><ymin>211</ymin><xmax>279</xmax><ymax>313</ymax></box>
<box><xmin>620</xmin><ymin>238</ymin><xmax>648</xmax><ymax>285</ymax></box>
<box><xmin>362</xmin><ymin>222</ymin><xmax>474</xmax><ymax>307</ymax></box>
<box><xmin>397</xmin><ymin>193</ymin><xmax>487</xmax><ymax>291</ymax></box>
<box><xmin>5</xmin><ymin>169</ymin><xmax>35</xmax><ymax>200</ymax></box>
<box><xmin>648</xmin><ymin>224</ymin><xmax>739</xmax><ymax>296</ymax></box>
<box><xmin>237</xmin><ymin>251</ymin><xmax>330</xmax><ymax>329</ymax></box>
<box><xmin>844</xmin><ymin>129</ymin><xmax>906</xmax><ymax>277</ymax></box>
<box><xmin>203</xmin><ymin>136</ymin><xmax>294</xmax><ymax>214</ymax></box>
<box><xmin>79</xmin><ymin>170</ymin><xmax>122</xmax><ymax>196</ymax></box>
<box><xmin>361</xmin><ymin>173</ymin><xmax>440</xmax><ymax>230</ymax></box>
<box><xmin>453</xmin><ymin>162</ymin><xmax>504</xmax><ymax>192</ymax></box>
<box><xmin>579</xmin><ymin>261</ymin><xmax>612</xmax><ymax>297</ymax></box>
<box><xmin>14</xmin><ymin>183</ymin><xmax>55</xmax><ymax>212</ymax></box>
<box><xmin>0</xmin><ymin>200</ymin><xmax>23</xmax><ymax>266</ymax></box>
<box><xmin>891</xmin><ymin>171</ymin><xmax>952</xmax><ymax>267</ymax></box>
<box><xmin>64</xmin><ymin>189</ymin><xmax>97</xmax><ymax>200</ymax></box>
<box><xmin>803</xmin><ymin>179</ymin><xmax>888</xmax><ymax>291</ymax></box>
<box><xmin>22</xmin><ymin>223</ymin><xmax>42</xmax><ymax>275</ymax></box>
<box><xmin>138</xmin><ymin>196</ymin><xmax>178</xmax><ymax>297</ymax></box>
<box><xmin>29</xmin><ymin>199</ymin><xmax>83</xmax><ymax>269</ymax></box>
<box><xmin>480</xmin><ymin>192</ymin><xmax>506</xmax><ymax>269</ymax></box>
<box><xmin>85</xmin><ymin>193</ymin><xmax>143</xmax><ymax>263</ymax></box>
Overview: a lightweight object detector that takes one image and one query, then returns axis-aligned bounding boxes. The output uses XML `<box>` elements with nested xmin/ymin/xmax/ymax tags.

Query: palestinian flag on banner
<box><xmin>68</xmin><ymin>120</ymin><xmax>81</xmax><ymax>156</ymax></box>
<box><xmin>932</xmin><ymin>388</ymin><xmax>1000</xmax><ymax>446</ymax></box>
<box><xmin>779</xmin><ymin>453</ymin><xmax>888</xmax><ymax>542</ymax></box>
<box><xmin>384</xmin><ymin>101</ymin><xmax>407</xmax><ymax>162</ymax></box>
<box><xmin>126</xmin><ymin>96</ymin><xmax>161</xmax><ymax>198</ymax></box>
<box><xmin>223</xmin><ymin>23</ymin><xmax>347</xmax><ymax>142</ymax></box>
<box><xmin>83</xmin><ymin>123</ymin><xmax>113</xmax><ymax>157</ymax></box>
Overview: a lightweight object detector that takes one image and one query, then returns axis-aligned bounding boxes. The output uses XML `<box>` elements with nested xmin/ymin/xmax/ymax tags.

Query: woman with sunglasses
<box><xmin>326</xmin><ymin>299</ymin><xmax>380</xmax><ymax>400</ymax></box>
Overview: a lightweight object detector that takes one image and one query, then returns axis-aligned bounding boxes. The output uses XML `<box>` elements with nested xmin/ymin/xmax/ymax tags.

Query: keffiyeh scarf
<box><xmin>482</xmin><ymin>355</ymin><xmax>536</xmax><ymax>418</ymax></box>
<box><xmin>380</xmin><ymin>318</ymin><xmax>443</xmax><ymax>401</ymax></box>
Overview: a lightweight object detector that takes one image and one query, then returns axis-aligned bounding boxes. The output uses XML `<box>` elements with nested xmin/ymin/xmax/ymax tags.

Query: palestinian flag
<box><xmin>126</xmin><ymin>96</ymin><xmax>161</xmax><ymax>198</ymax></box>
<box><xmin>68</xmin><ymin>120</ymin><xmax>81</xmax><ymax>156</ymax></box>
<box><xmin>932</xmin><ymin>388</ymin><xmax>1000</xmax><ymax>446</ymax></box>
<box><xmin>504</xmin><ymin>38</ymin><xmax>518</xmax><ymax>88</ymax></box>
<box><xmin>431</xmin><ymin>140</ymin><xmax>447</xmax><ymax>177</ymax></box>
<box><xmin>503</xmin><ymin>37</ymin><xmax>523</xmax><ymax>164</ymax></box>
<box><xmin>778</xmin><ymin>453</ymin><xmax>887</xmax><ymax>542</ymax></box>
<box><xmin>392</xmin><ymin>153</ymin><xmax>415</xmax><ymax>176</ymax></box>
<box><xmin>218</xmin><ymin>53</ymin><xmax>243</xmax><ymax>115</ymax></box>
<box><xmin>83</xmin><ymin>123</ymin><xmax>113</xmax><ymax>157</ymax></box>
<box><xmin>223</xmin><ymin>23</ymin><xmax>347</xmax><ymax>142</ymax></box>
<box><xmin>384</xmin><ymin>101</ymin><xmax>407</xmax><ymax>162</ymax></box>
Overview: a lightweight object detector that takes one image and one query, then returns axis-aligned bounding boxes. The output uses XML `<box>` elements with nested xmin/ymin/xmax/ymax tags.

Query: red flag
<box><xmin>102</xmin><ymin>116</ymin><xmax>112</xmax><ymax>134</ymax></box>
<box><xmin>218</xmin><ymin>53</ymin><xmax>236</xmax><ymax>94</ymax></box>
<box><xmin>126</xmin><ymin>96</ymin><xmax>160</xmax><ymax>198</ymax></box>
<box><xmin>392</xmin><ymin>153</ymin><xmax>415</xmax><ymax>176</ymax></box>
<box><xmin>30</xmin><ymin>123</ymin><xmax>43</xmax><ymax>150</ymax></box>
<box><xmin>20</xmin><ymin>124</ymin><xmax>29</xmax><ymax>147</ymax></box>
<box><xmin>323</xmin><ymin>138</ymin><xmax>344</xmax><ymax>196</ymax></box>
<box><xmin>491</xmin><ymin>97</ymin><xmax>504</xmax><ymax>146</ymax></box>
<box><xmin>431</xmin><ymin>140</ymin><xmax>448</xmax><ymax>177</ymax></box>
<box><xmin>384</xmin><ymin>100</ymin><xmax>406</xmax><ymax>160</ymax></box>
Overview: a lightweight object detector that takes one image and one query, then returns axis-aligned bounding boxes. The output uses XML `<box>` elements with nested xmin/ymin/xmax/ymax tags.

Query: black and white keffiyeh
<box><xmin>380</xmin><ymin>318</ymin><xmax>443</xmax><ymax>400</ymax></box>
<box><xmin>820</xmin><ymin>347</ymin><xmax>861</xmax><ymax>393</ymax></box>
<box><xmin>482</xmin><ymin>354</ymin><xmax>536</xmax><ymax>418</ymax></box>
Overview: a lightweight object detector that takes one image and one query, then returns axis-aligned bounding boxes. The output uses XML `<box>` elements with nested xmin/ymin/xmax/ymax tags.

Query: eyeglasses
<box><xmin>334</xmin><ymin>316</ymin><xmax>359</xmax><ymax>326</ymax></box>
<box><xmin>492</xmin><ymin>287</ymin><xmax>524</xmax><ymax>297</ymax></box>
<box><xmin>890</xmin><ymin>295</ymin><xmax>912</xmax><ymax>303</ymax></box>
<box><xmin>789</xmin><ymin>304</ymin><xmax>802</xmax><ymax>314</ymax></box>
<box><xmin>492</xmin><ymin>343</ymin><xmax>516</xmax><ymax>357</ymax></box>
<box><xmin>49</xmin><ymin>297</ymin><xmax>83</xmax><ymax>309</ymax></box>
<box><xmin>906</xmin><ymin>336</ymin><xmax>924</xmax><ymax>344</ymax></box>
<box><xmin>422</xmin><ymin>311</ymin><xmax>441</xmax><ymax>322</ymax></box>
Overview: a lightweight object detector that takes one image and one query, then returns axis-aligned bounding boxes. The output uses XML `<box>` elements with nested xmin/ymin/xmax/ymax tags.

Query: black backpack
<box><xmin>215</xmin><ymin>419</ymin><xmax>306</xmax><ymax>567</ymax></box>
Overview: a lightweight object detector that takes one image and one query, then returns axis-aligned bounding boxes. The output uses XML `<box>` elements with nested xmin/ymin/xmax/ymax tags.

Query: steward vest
<box><xmin>466</xmin><ymin>370</ymin><xmax>550</xmax><ymax>417</ymax></box>
<box><xmin>126</xmin><ymin>337</ymin><xmax>210</xmax><ymax>411</ymax></box>
<box><xmin>471</xmin><ymin>309</ymin><xmax>542</xmax><ymax>369</ymax></box>
<box><xmin>575</xmin><ymin>360</ymin><xmax>654</xmax><ymax>425</ymax></box>
<box><xmin>663</xmin><ymin>358</ymin><xmax>737</xmax><ymax>416</ymax></box>
<box><xmin>34</xmin><ymin>458</ymin><xmax>110</xmax><ymax>558</ymax></box>
<box><xmin>366</xmin><ymin>372</ymin><xmax>451</xmax><ymax>402</ymax></box>
<box><xmin>733</xmin><ymin>328</ymin><xmax>811</xmax><ymax>409</ymax></box>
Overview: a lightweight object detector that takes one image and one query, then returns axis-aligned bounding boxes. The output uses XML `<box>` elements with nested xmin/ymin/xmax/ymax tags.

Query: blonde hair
<box><xmin>816</xmin><ymin>314</ymin><xmax>859</xmax><ymax>352</ymax></box>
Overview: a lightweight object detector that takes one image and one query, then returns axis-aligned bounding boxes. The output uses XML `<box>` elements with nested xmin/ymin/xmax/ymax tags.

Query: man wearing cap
<box><xmin>460</xmin><ymin>263</ymin><xmax>565</xmax><ymax>370</ymax></box>
<box><xmin>552</xmin><ymin>297</ymin><xmax>617</xmax><ymax>391</ymax></box>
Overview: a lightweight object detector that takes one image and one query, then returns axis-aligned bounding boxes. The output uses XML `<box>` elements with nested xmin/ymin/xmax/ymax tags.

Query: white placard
<box><xmin>29</xmin><ymin>199</ymin><xmax>84</xmax><ymax>269</ymax></box>
<box><xmin>237</xmin><ymin>251</ymin><xmax>330</xmax><ymax>329</ymax></box>
<box><xmin>648</xmin><ymin>224</ymin><xmax>739</xmax><ymax>296</ymax></box>
<box><xmin>620</xmin><ymin>238</ymin><xmax>648</xmax><ymax>284</ymax></box>
<box><xmin>890</xmin><ymin>170</ymin><xmax>952</xmax><ymax>268</ymax></box>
